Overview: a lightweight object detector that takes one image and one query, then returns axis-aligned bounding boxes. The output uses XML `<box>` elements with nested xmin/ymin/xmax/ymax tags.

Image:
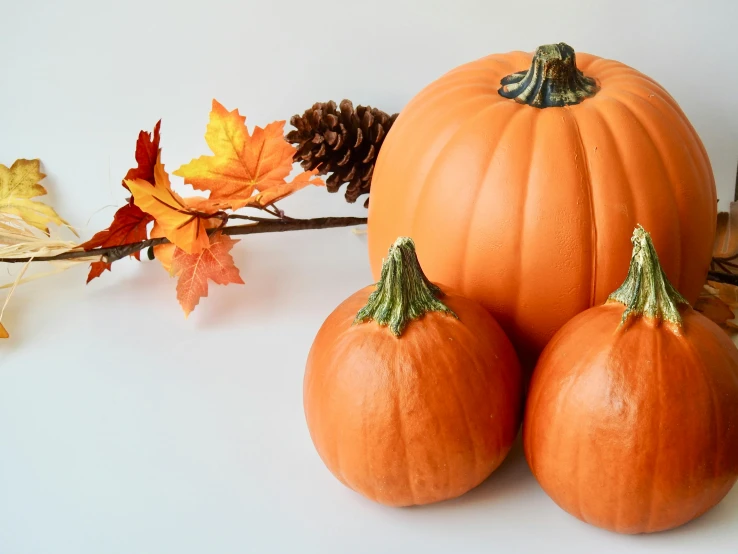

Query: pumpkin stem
<box><xmin>607</xmin><ymin>225</ymin><xmax>689</xmax><ymax>326</ymax></box>
<box><xmin>354</xmin><ymin>236</ymin><xmax>457</xmax><ymax>336</ymax></box>
<box><xmin>499</xmin><ymin>43</ymin><xmax>599</xmax><ymax>108</ymax></box>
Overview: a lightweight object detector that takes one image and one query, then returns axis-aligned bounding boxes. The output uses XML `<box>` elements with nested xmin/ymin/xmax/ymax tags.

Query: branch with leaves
<box><xmin>0</xmin><ymin>99</ymin><xmax>384</xmax><ymax>337</ymax></box>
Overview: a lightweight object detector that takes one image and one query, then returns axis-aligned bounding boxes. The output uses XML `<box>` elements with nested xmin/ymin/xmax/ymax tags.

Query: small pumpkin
<box><xmin>367</xmin><ymin>42</ymin><xmax>716</xmax><ymax>370</ymax></box>
<box><xmin>304</xmin><ymin>237</ymin><xmax>523</xmax><ymax>506</ymax></box>
<box><xmin>523</xmin><ymin>226</ymin><xmax>738</xmax><ymax>534</ymax></box>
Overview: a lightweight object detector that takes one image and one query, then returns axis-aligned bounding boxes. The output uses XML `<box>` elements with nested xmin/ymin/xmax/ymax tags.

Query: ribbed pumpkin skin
<box><xmin>366</xmin><ymin>50</ymin><xmax>716</xmax><ymax>368</ymax></box>
<box><xmin>304</xmin><ymin>285</ymin><xmax>523</xmax><ymax>507</ymax></box>
<box><xmin>523</xmin><ymin>303</ymin><xmax>738</xmax><ymax>534</ymax></box>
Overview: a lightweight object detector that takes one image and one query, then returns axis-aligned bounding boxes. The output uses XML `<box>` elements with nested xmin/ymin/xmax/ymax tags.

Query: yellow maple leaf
<box><xmin>174</xmin><ymin>100</ymin><xmax>322</xmax><ymax>209</ymax></box>
<box><xmin>127</xmin><ymin>154</ymin><xmax>212</xmax><ymax>254</ymax></box>
<box><xmin>0</xmin><ymin>321</ymin><xmax>8</xmax><ymax>339</ymax></box>
<box><xmin>0</xmin><ymin>159</ymin><xmax>70</xmax><ymax>234</ymax></box>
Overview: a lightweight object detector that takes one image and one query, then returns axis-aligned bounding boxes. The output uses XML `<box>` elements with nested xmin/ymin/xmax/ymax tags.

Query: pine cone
<box><xmin>286</xmin><ymin>100</ymin><xmax>398</xmax><ymax>207</ymax></box>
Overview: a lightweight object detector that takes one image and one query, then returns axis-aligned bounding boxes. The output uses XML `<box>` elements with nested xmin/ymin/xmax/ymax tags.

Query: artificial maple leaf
<box><xmin>150</xmin><ymin>220</ymin><xmax>173</xmax><ymax>272</ymax></box>
<box><xmin>86</xmin><ymin>261</ymin><xmax>111</xmax><ymax>283</ymax></box>
<box><xmin>238</xmin><ymin>170</ymin><xmax>324</xmax><ymax>209</ymax></box>
<box><xmin>0</xmin><ymin>159</ymin><xmax>70</xmax><ymax>234</ymax></box>
<box><xmin>695</xmin><ymin>290</ymin><xmax>735</xmax><ymax>328</ymax></box>
<box><xmin>123</xmin><ymin>120</ymin><xmax>161</xmax><ymax>188</ymax></box>
<box><xmin>170</xmin><ymin>232</ymin><xmax>244</xmax><ymax>317</ymax></box>
<box><xmin>127</xmin><ymin>154</ymin><xmax>212</xmax><ymax>254</ymax></box>
<box><xmin>151</xmin><ymin>211</ymin><xmax>222</xmax><ymax>273</ymax></box>
<box><xmin>0</xmin><ymin>322</ymin><xmax>8</xmax><ymax>339</ymax></box>
<box><xmin>695</xmin><ymin>281</ymin><xmax>738</xmax><ymax>334</ymax></box>
<box><xmin>81</xmin><ymin>200</ymin><xmax>153</xmax><ymax>282</ymax></box>
<box><xmin>81</xmin><ymin>121</ymin><xmax>161</xmax><ymax>282</ymax></box>
<box><xmin>174</xmin><ymin>100</ymin><xmax>321</xmax><ymax>209</ymax></box>
<box><xmin>708</xmin><ymin>280</ymin><xmax>738</xmax><ymax>307</ymax></box>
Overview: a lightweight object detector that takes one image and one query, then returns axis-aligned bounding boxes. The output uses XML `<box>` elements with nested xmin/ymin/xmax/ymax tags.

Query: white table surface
<box><xmin>1</xmin><ymin>220</ymin><xmax>737</xmax><ymax>554</ymax></box>
<box><xmin>3</xmin><ymin>0</ymin><xmax>738</xmax><ymax>551</ymax></box>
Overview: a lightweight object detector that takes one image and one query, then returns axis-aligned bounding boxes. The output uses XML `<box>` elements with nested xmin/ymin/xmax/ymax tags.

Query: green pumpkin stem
<box><xmin>608</xmin><ymin>225</ymin><xmax>689</xmax><ymax>326</ymax></box>
<box><xmin>354</xmin><ymin>237</ymin><xmax>457</xmax><ymax>336</ymax></box>
<box><xmin>498</xmin><ymin>42</ymin><xmax>599</xmax><ymax>108</ymax></box>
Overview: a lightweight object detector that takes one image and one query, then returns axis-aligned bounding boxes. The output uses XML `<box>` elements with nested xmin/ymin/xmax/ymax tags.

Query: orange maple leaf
<box><xmin>0</xmin><ymin>322</ymin><xmax>8</xmax><ymax>339</ymax></box>
<box><xmin>170</xmin><ymin>232</ymin><xmax>244</xmax><ymax>317</ymax></box>
<box><xmin>238</xmin><ymin>170</ymin><xmax>324</xmax><ymax>209</ymax></box>
<box><xmin>174</xmin><ymin>100</ymin><xmax>323</xmax><ymax>209</ymax></box>
<box><xmin>127</xmin><ymin>154</ymin><xmax>213</xmax><ymax>254</ymax></box>
<box><xmin>150</xmin><ymin>220</ymin><xmax>174</xmax><ymax>272</ymax></box>
<box><xmin>152</xmin><ymin>212</ymin><xmax>222</xmax><ymax>273</ymax></box>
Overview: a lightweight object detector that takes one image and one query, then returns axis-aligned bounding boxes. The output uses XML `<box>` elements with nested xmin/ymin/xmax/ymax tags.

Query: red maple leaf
<box><xmin>123</xmin><ymin>120</ymin><xmax>161</xmax><ymax>188</ymax></box>
<box><xmin>82</xmin><ymin>121</ymin><xmax>160</xmax><ymax>282</ymax></box>
<box><xmin>86</xmin><ymin>261</ymin><xmax>111</xmax><ymax>283</ymax></box>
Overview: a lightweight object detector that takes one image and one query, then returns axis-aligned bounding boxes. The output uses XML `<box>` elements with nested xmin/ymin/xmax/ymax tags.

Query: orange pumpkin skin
<box><xmin>366</xmin><ymin>45</ymin><xmax>716</xmax><ymax>368</ymax></box>
<box><xmin>304</xmin><ymin>285</ymin><xmax>523</xmax><ymax>506</ymax></box>
<box><xmin>523</xmin><ymin>304</ymin><xmax>738</xmax><ymax>534</ymax></box>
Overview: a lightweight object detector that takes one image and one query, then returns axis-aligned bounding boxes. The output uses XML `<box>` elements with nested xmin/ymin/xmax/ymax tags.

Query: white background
<box><xmin>1</xmin><ymin>0</ymin><xmax>738</xmax><ymax>552</ymax></box>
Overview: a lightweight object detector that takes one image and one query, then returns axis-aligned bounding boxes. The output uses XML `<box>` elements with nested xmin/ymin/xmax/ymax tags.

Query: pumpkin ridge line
<box><xmin>644</xmin><ymin>328</ymin><xmax>664</xmax><ymax>532</ymax></box>
<box><xmin>569</xmin><ymin>110</ymin><xmax>598</xmax><ymax>307</ymax></box>
<box><xmin>458</xmin><ymin>101</ymin><xmax>520</xmax><ymax>293</ymax></box>
<box><xmin>607</xmin><ymin>318</ymin><xmax>629</xmax><ymax>532</ymax></box>
<box><xmin>359</xmin><ymin>334</ymin><xmax>378</xmax><ymax>502</ymax></box>
<box><xmin>439</xmin><ymin>323</ymin><xmax>481</xmax><ymax>485</ymax></box>
<box><xmin>599</xmin><ymin>73</ymin><xmax>679</xmax><ymax>110</ymax></box>
<box><xmin>683</xmin><ymin>322</ymin><xmax>723</xmax><ymax>506</ymax></box>
<box><xmin>607</xmin><ymin>91</ymin><xmax>683</xmax><ymax>289</ymax></box>
<box><xmin>418</xmin><ymin>332</ymin><xmax>454</xmax><ymax>498</ymax></box>
<box><xmin>391</xmin><ymin>359</ymin><xmax>416</xmax><ymax>506</ymax></box>
<box><xmin>609</xmin><ymin>83</ymin><xmax>714</xmax><ymax>289</ymax></box>
<box><xmin>407</xmin><ymin>95</ymin><xmax>508</xmax><ymax>254</ymax></box>
<box><xmin>514</xmin><ymin>111</ymin><xmax>538</xmax><ymax>332</ymax></box>
<box><xmin>593</xmin><ymin>98</ymin><xmax>638</xmax><ymax>264</ymax></box>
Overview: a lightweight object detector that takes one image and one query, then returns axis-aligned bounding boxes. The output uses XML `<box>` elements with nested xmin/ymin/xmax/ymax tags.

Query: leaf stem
<box><xmin>707</xmin><ymin>270</ymin><xmax>738</xmax><ymax>287</ymax></box>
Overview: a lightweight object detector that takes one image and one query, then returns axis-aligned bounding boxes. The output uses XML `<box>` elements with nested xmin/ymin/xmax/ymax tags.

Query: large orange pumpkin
<box><xmin>304</xmin><ymin>237</ymin><xmax>522</xmax><ymax>506</ymax></box>
<box><xmin>367</xmin><ymin>42</ymin><xmax>716</xmax><ymax>369</ymax></box>
<box><xmin>524</xmin><ymin>226</ymin><xmax>738</xmax><ymax>534</ymax></box>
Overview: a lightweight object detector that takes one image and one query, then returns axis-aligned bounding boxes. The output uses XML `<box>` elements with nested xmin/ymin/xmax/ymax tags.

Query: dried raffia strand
<box><xmin>354</xmin><ymin>236</ymin><xmax>457</xmax><ymax>336</ymax></box>
<box><xmin>608</xmin><ymin>225</ymin><xmax>689</xmax><ymax>326</ymax></box>
<box><xmin>0</xmin><ymin>259</ymin><xmax>32</xmax><ymax>337</ymax></box>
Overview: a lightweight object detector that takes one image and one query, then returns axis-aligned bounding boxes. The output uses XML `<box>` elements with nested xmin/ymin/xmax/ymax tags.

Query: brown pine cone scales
<box><xmin>286</xmin><ymin>100</ymin><xmax>398</xmax><ymax>207</ymax></box>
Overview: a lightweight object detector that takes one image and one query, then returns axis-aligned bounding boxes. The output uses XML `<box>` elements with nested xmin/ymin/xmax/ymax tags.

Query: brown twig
<box><xmin>708</xmin><ymin>270</ymin><xmax>738</xmax><ymax>287</ymax></box>
<box><xmin>0</xmin><ymin>216</ymin><xmax>368</xmax><ymax>265</ymax></box>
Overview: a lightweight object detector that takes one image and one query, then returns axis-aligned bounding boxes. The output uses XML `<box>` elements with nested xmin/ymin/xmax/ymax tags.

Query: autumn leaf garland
<box><xmin>83</xmin><ymin>99</ymin><xmax>325</xmax><ymax>316</ymax></box>
<box><xmin>1</xmin><ymin>98</ymin><xmax>383</xmax><ymax>338</ymax></box>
